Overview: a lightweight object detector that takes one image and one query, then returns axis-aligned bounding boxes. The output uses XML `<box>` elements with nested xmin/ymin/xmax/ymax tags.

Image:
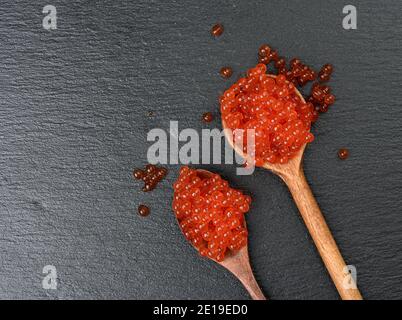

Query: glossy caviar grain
<box><xmin>322</xmin><ymin>63</ymin><xmax>333</xmax><ymax>74</ymax></box>
<box><xmin>318</xmin><ymin>71</ymin><xmax>330</xmax><ymax>82</ymax></box>
<box><xmin>290</xmin><ymin>58</ymin><xmax>301</xmax><ymax>69</ymax></box>
<box><xmin>220</xmin><ymin>63</ymin><xmax>316</xmax><ymax>166</ymax></box>
<box><xmin>258</xmin><ymin>44</ymin><xmax>271</xmax><ymax>57</ymax></box>
<box><xmin>173</xmin><ymin>166</ymin><xmax>250</xmax><ymax>262</ymax></box>
<box><xmin>211</xmin><ymin>23</ymin><xmax>224</xmax><ymax>37</ymax></box>
<box><xmin>220</xmin><ymin>67</ymin><xmax>233</xmax><ymax>79</ymax></box>
<box><xmin>259</xmin><ymin>55</ymin><xmax>270</xmax><ymax>64</ymax></box>
<box><xmin>132</xmin><ymin>164</ymin><xmax>168</xmax><ymax>191</ymax></box>
<box><xmin>268</xmin><ymin>50</ymin><xmax>279</xmax><ymax>61</ymax></box>
<box><xmin>138</xmin><ymin>204</ymin><xmax>150</xmax><ymax>217</ymax></box>
<box><xmin>308</xmin><ymin>82</ymin><xmax>336</xmax><ymax>114</ymax></box>
<box><xmin>319</xmin><ymin>104</ymin><xmax>329</xmax><ymax>113</ymax></box>
<box><xmin>274</xmin><ymin>57</ymin><xmax>286</xmax><ymax>69</ymax></box>
<box><xmin>202</xmin><ymin>112</ymin><xmax>214</xmax><ymax>123</ymax></box>
<box><xmin>338</xmin><ymin>148</ymin><xmax>349</xmax><ymax>160</ymax></box>
<box><xmin>254</xmin><ymin>45</ymin><xmax>335</xmax><ymax>122</ymax></box>
<box><xmin>324</xmin><ymin>94</ymin><xmax>335</xmax><ymax>105</ymax></box>
<box><xmin>133</xmin><ymin>169</ymin><xmax>145</xmax><ymax>180</ymax></box>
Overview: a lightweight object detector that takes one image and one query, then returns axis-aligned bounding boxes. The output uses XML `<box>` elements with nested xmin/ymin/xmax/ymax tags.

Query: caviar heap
<box><xmin>220</xmin><ymin>63</ymin><xmax>316</xmax><ymax>165</ymax></box>
<box><xmin>256</xmin><ymin>44</ymin><xmax>336</xmax><ymax>119</ymax></box>
<box><xmin>172</xmin><ymin>166</ymin><xmax>251</xmax><ymax>262</ymax></box>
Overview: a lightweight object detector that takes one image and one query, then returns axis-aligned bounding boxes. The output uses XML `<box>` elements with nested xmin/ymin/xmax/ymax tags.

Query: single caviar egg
<box><xmin>172</xmin><ymin>166</ymin><xmax>251</xmax><ymax>262</ymax></box>
<box><xmin>220</xmin><ymin>63</ymin><xmax>316</xmax><ymax>165</ymax></box>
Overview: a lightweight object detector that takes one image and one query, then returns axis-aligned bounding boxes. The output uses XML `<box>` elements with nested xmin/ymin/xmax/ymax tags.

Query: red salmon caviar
<box><xmin>220</xmin><ymin>63</ymin><xmax>316</xmax><ymax>165</ymax></box>
<box><xmin>138</xmin><ymin>204</ymin><xmax>150</xmax><ymax>217</ymax></box>
<box><xmin>132</xmin><ymin>164</ymin><xmax>168</xmax><ymax>192</ymax></box>
<box><xmin>172</xmin><ymin>166</ymin><xmax>251</xmax><ymax>262</ymax></box>
<box><xmin>211</xmin><ymin>24</ymin><xmax>224</xmax><ymax>37</ymax></box>
<box><xmin>202</xmin><ymin>112</ymin><xmax>214</xmax><ymax>123</ymax></box>
<box><xmin>220</xmin><ymin>66</ymin><xmax>233</xmax><ymax>79</ymax></box>
<box><xmin>338</xmin><ymin>148</ymin><xmax>349</xmax><ymax>160</ymax></box>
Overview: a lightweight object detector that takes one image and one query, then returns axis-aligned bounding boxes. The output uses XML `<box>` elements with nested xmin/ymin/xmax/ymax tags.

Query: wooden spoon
<box><xmin>222</xmin><ymin>75</ymin><xmax>362</xmax><ymax>300</ymax></box>
<box><xmin>176</xmin><ymin>169</ymin><xmax>266</xmax><ymax>300</ymax></box>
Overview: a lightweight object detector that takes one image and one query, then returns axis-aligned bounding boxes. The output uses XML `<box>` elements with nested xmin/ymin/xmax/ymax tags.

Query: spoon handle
<box><xmin>282</xmin><ymin>168</ymin><xmax>362</xmax><ymax>300</ymax></box>
<box><xmin>222</xmin><ymin>246</ymin><xmax>266</xmax><ymax>300</ymax></box>
<box><xmin>235</xmin><ymin>260</ymin><xmax>266</xmax><ymax>300</ymax></box>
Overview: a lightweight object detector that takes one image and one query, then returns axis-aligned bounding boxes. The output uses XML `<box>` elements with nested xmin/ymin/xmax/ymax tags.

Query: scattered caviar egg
<box><xmin>211</xmin><ymin>23</ymin><xmax>224</xmax><ymax>37</ymax></box>
<box><xmin>202</xmin><ymin>112</ymin><xmax>214</xmax><ymax>123</ymax></box>
<box><xmin>220</xmin><ymin>66</ymin><xmax>233</xmax><ymax>79</ymax></box>
<box><xmin>133</xmin><ymin>169</ymin><xmax>145</xmax><ymax>180</ymax></box>
<box><xmin>220</xmin><ymin>63</ymin><xmax>315</xmax><ymax>165</ymax></box>
<box><xmin>321</xmin><ymin>85</ymin><xmax>331</xmax><ymax>94</ymax></box>
<box><xmin>318</xmin><ymin>64</ymin><xmax>333</xmax><ymax>83</ymax></box>
<box><xmin>318</xmin><ymin>71</ymin><xmax>330</xmax><ymax>82</ymax></box>
<box><xmin>290</xmin><ymin>58</ymin><xmax>301</xmax><ymax>69</ymax></box>
<box><xmin>308</xmin><ymin>83</ymin><xmax>335</xmax><ymax>114</ymax></box>
<box><xmin>132</xmin><ymin>164</ymin><xmax>168</xmax><ymax>192</ymax></box>
<box><xmin>312</xmin><ymin>87</ymin><xmax>325</xmax><ymax>102</ymax></box>
<box><xmin>338</xmin><ymin>148</ymin><xmax>349</xmax><ymax>160</ymax></box>
<box><xmin>322</xmin><ymin>63</ymin><xmax>333</xmax><ymax>74</ymax></box>
<box><xmin>281</xmin><ymin>57</ymin><xmax>317</xmax><ymax>88</ymax></box>
<box><xmin>268</xmin><ymin>50</ymin><xmax>279</xmax><ymax>61</ymax></box>
<box><xmin>274</xmin><ymin>57</ymin><xmax>286</xmax><ymax>69</ymax></box>
<box><xmin>258</xmin><ymin>44</ymin><xmax>271</xmax><ymax>57</ymax></box>
<box><xmin>145</xmin><ymin>164</ymin><xmax>155</xmax><ymax>173</ymax></box>
<box><xmin>259</xmin><ymin>55</ymin><xmax>270</xmax><ymax>64</ymax></box>
<box><xmin>173</xmin><ymin>166</ymin><xmax>250</xmax><ymax>262</ymax></box>
<box><xmin>319</xmin><ymin>104</ymin><xmax>329</xmax><ymax>113</ymax></box>
<box><xmin>138</xmin><ymin>204</ymin><xmax>150</xmax><ymax>217</ymax></box>
<box><xmin>324</xmin><ymin>94</ymin><xmax>335</xmax><ymax>105</ymax></box>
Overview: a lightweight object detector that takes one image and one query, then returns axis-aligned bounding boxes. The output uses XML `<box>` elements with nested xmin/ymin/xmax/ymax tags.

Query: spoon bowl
<box><xmin>176</xmin><ymin>169</ymin><xmax>266</xmax><ymax>300</ymax></box>
<box><xmin>222</xmin><ymin>75</ymin><xmax>362</xmax><ymax>300</ymax></box>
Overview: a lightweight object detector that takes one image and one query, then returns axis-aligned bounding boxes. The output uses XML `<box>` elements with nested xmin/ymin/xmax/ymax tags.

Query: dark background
<box><xmin>0</xmin><ymin>0</ymin><xmax>401</xmax><ymax>300</ymax></box>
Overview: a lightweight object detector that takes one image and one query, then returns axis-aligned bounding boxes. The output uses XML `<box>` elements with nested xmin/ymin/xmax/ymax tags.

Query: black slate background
<box><xmin>0</xmin><ymin>0</ymin><xmax>401</xmax><ymax>300</ymax></box>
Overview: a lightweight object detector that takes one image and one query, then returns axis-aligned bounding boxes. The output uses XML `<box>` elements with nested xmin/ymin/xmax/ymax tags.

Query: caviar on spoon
<box><xmin>172</xmin><ymin>166</ymin><xmax>266</xmax><ymax>300</ymax></box>
<box><xmin>220</xmin><ymin>66</ymin><xmax>362</xmax><ymax>300</ymax></box>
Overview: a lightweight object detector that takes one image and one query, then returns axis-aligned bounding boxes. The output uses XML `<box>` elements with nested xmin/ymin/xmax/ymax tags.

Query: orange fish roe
<box><xmin>220</xmin><ymin>63</ymin><xmax>317</xmax><ymax>165</ymax></box>
<box><xmin>172</xmin><ymin>166</ymin><xmax>250</xmax><ymax>262</ymax></box>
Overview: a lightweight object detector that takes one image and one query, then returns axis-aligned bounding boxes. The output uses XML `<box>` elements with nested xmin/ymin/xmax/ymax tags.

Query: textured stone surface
<box><xmin>0</xmin><ymin>0</ymin><xmax>401</xmax><ymax>299</ymax></box>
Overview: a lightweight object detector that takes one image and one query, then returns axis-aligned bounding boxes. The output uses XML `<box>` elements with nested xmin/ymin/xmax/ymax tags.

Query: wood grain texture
<box><xmin>219</xmin><ymin>246</ymin><xmax>266</xmax><ymax>300</ymax></box>
<box><xmin>224</xmin><ymin>109</ymin><xmax>362</xmax><ymax>300</ymax></box>
<box><xmin>0</xmin><ymin>0</ymin><xmax>402</xmax><ymax>299</ymax></box>
<box><xmin>280</xmin><ymin>158</ymin><xmax>362</xmax><ymax>300</ymax></box>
